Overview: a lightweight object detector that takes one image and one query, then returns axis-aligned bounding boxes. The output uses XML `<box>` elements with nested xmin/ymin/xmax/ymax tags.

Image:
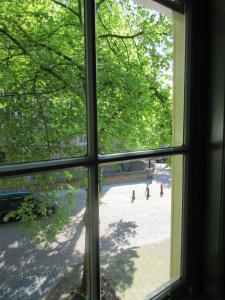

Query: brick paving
<box><xmin>0</xmin><ymin>165</ymin><xmax>173</xmax><ymax>300</ymax></box>
<box><xmin>100</xmin><ymin>168</ymin><xmax>172</xmax><ymax>300</ymax></box>
<box><xmin>0</xmin><ymin>194</ymin><xmax>86</xmax><ymax>300</ymax></box>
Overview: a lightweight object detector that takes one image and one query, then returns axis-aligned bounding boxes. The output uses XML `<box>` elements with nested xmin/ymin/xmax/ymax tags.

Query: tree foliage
<box><xmin>97</xmin><ymin>0</ymin><xmax>173</xmax><ymax>152</ymax></box>
<box><xmin>0</xmin><ymin>0</ymin><xmax>173</xmax><ymax>163</ymax></box>
<box><xmin>0</xmin><ymin>0</ymin><xmax>86</xmax><ymax>162</ymax></box>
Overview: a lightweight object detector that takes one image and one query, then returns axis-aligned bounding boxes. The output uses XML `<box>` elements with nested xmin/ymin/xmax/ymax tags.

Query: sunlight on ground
<box><xmin>100</xmin><ymin>173</ymin><xmax>172</xmax><ymax>300</ymax></box>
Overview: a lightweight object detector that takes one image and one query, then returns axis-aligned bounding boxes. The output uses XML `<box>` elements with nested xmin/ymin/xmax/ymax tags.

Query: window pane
<box><xmin>97</xmin><ymin>1</ymin><xmax>185</xmax><ymax>154</ymax></box>
<box><xmin>0</xmin><ymin>167</ymin><xmax>88</xmax><ymax>299</ymax></box>
<box><xmin>99</xmin><ymin>155</ymin><xmax>183</xmax><ymax>299</ymax></box>
<box><xmin>0</xmin><ymin>0</ymin><xmax>86</xmax><ymax>164</ymax></box>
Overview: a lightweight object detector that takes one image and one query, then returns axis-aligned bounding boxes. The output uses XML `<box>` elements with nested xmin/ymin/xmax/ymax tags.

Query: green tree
<box><xmin>0</xmin><ymin>0</ymin><xmax>173</xmax><ymax>298</ymax></box>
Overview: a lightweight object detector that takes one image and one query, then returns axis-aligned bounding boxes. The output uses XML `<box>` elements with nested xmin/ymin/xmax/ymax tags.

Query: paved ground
<box><xmin>100</xmin><ymin>165</ymin><xmax>172</xmax><ymax>300</ymax></box>
<box><xmin>101</xmin><ymin>240</ymin><xmax>170</xmax><ymax>300</ymax></box>
<box><xmin>0</xmin><ymin>164</ymin><xmax>173</xmax><ymax>300</ymax></box>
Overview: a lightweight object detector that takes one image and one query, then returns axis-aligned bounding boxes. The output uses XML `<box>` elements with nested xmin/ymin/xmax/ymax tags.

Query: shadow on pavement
<box><xmin>0</xmin><ymin>197</ymin><xmax>86</xmax><ymax>300</ymax></box>
<box><xmin>100</xmin><ymin>219</ymin><xmax>139</xmax><ymax>296</ymax></box>
<box><xmin>0</xmin><ymin>204</ymin><xmax>139</xmax><ymax>300</ymax></box>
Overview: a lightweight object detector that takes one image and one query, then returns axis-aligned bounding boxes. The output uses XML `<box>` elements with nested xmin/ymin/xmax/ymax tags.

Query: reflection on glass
<box><xmin>0</xmin><ymin>167</ymin><xmax>88</xmax><ymax>300</ymax></box>
<box><xmin>0</xmin><ymin>0</ymin><xmax>86</xmax><ymax>164</ymax></box>
<box><xmin>99</xmin><ymin>156</ymin><xmax>183</xmax><ymax>299</ymax></box>
<box><xmin>97</xmin><ymin>0</ymin><xmax>185</xmax><ymax>153</ymax></box>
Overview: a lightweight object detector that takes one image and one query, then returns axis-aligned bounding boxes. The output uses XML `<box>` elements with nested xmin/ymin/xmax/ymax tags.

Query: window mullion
<box><xmin>85</xmin><ymin>0</ymin><xmax>100</xmax><ymax>299</ymax></box>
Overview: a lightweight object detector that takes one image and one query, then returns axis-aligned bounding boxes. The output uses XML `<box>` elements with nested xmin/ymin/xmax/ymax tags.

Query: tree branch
<box><xmin>96</xmin><ymin>0</ymin><xmax>106</xmax><ymax>10</ymax></box>
<box><xmin>98</xmin><ymin>31</ymin><xmax>144</xmax><ymax>39</ymax></box>
<box><xmin>149</xmin><ymin>87</ymin><xmax>167</xmax><ymax>102</ymax></box>
<box><xmin>0</xmin><ymin>88</ymin><xmax>67</xmax><ymax>98</ymax></box>
<box><xmin>97</xmin><ymin>11</ymin><xmax>109</xmax><ymax>32</ymax></box>
<box><xmin>105</xmin><ymin>36</ymin><xmax>117</xmax><ymax>56</ymax></box>
<box><xmin>51</xmin><ymin>0</ymin><xmax>80</xmax><ymax>19</ymax></box>
<box><xmin>40</xmin><ymin>65</ymin><xmax>66</xmax><ymax>82</ymax></box>
<box><xmin>0</xmin><ymin>29</ymin><xmax>69</xmax><ymax>89</ymax></box>
<box><xmin>122</xmin><ymin>39</ymin><xmax>130</xmax><ymax>63</ymax></box>
<box><xmin>0</xmin><ymin>24</ymin><xmax>85</xmax><ymax>99</ymax></box>
<box><xmin>13</xmin><ymin>21</ymin><xmax>85</xmax><ymax>77</ymax></box>
<box><xmin>0</xmin><ymin>28</ymin><xmax>27</xmax><ymax>54</ymax></box>
<box><xmin>36</xmin><ymin>23</ymin><xmax>78</xmax><ymax>41</ymax></box>
<box><xmin>0</xmin><ymin>52</ymin><xmax>27</xmax><ymax>64</ymax></box>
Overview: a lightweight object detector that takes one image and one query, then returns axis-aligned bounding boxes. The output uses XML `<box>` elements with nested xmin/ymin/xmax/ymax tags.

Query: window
<box><xmin>0</xmin><ymin>1</ymin><xmax>187</xmax><ymax>300</ymax></box>
<box><xmin>99</xmin><ymin>155</ymin><xmax>183</xmax><ymax>299</ymax></box>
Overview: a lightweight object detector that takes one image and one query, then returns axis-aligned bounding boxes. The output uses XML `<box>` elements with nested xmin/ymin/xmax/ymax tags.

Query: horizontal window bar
<box><xmin>0</xmin><ymin>156</ymin><xmax>90</xmax><ymax>178</ymax></box>
<box><xmin>153</xmin><ymin>0</ymin><xmax>184</xmax><ymax>14</ymax></box>
<box><xmin>0</xmin><ymin>146</ymin><xmax>188</xmax><ymax>177</ymax></box>
<box><xmin>98</xmin><ymin>146</ymin><xmax>188</xmax><ymax>164</ymax></box>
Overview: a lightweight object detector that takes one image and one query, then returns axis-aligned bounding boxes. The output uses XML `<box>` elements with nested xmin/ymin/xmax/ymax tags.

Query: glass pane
<box><xmin>0</xmin><ymin>0</ymin><xmax>86</xmax><ymax>164</ymax></box>
<box><xmin>0</xmin><ymin>167</ymin><xmax>89</xmax><ymax>300</ymax></box>
<box><xmin>99</xmin><ymin>155</ymin><xmax>183</xmax><ymax>299</ymax></box>
<box><xmin>97</xmin><ymin>0</ymin><xmax>185</xmax><ymax>154</ymax></box>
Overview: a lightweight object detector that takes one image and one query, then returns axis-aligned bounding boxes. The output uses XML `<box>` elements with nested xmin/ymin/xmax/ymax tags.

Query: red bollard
<box><xmin>160</xmin><ymin>184</ymin><xmax>163</xmax><ymax>197</ymax></box>
<box><xmin>146</xmin><ymin>187</ymin><xmax>150</xmax><ymax>199</ymax></box>
<box><xmin>132</xmin><ymin>190</ymin><xmax>136</xmax><ymax>202</ymax></box>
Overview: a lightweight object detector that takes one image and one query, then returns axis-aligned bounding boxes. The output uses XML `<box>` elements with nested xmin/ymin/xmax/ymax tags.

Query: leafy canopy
<box><xmin>0</xmin><ymin>0</ymin><xmax>174</xmax><ymax>240</ymax></box>
<box><xmin>0</xmin><ymin>0</ymin><xmax>173</xmax><ymax>163</ymax></box>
